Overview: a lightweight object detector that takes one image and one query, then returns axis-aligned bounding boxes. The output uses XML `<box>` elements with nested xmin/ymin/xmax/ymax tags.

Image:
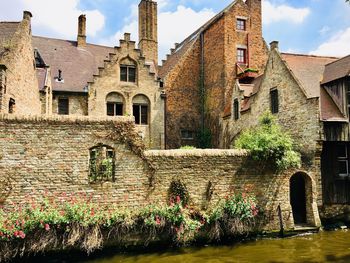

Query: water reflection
<box><xmin>86</xmin><ymin>231</ymin><xmax>350</xmax><ymax>263</ymax></box>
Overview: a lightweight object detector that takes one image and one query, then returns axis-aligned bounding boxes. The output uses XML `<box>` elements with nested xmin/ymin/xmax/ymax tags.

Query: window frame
<box><xmin>89</xmin><ymin>145</ymin><xmax>115</xmax><ymax>183</ymax></box>
<box><xmin>120</xmin><ymin>65</ymin><xmax>136</xmax><ymax>83</ymax></box>
<box><xmin>270</xmin><ymin>88</ymin><xmax>279</xmax><ymax>114</ymax></box>
<box><xmin>133</xmin><ymin>104</ymin><xmax>149</xmax><ymax>125</ymax></box>
<box><xmin>236</xmin><ymin>18</ymin><xmax>246</xmax><ymax>31</ymax></box>
<box><xmin>237</xmin><ymin>48</ymin><xmax>247</xmax><ymax>64</ymax></box>
<box><xmin>58</xmin><ymin>97</ymin><xmax>69</xmax><ymax>115</ymax></box>
<box><xmin>107</xmin><ymin>102</ymin><xmax>123</xmax><ymax>116</ymax></box>
<box><xmin>337</xmin><ymin>143</ymin><xmax>349</xmax><ymax>178</ymax></box>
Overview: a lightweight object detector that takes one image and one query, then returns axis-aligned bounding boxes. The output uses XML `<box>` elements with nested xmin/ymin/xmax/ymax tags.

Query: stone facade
<box><xmin>0</xmin><ymin>12</ymin><xmax>41</xmax><ymax>115</ymax></box>
<box><xmin>0</xmin><ymin>114</ymin><xmax>320</xmax><ymax>230</ymax></box>
<box><xmin>53</xmin><ymin>93</ymin><xmax>88</xmax><ymax>116</ymax></box>
<box><xmin>88</xmin><ymin>33</ymin><xmax>165</xmax><ymax>149</ymax></box>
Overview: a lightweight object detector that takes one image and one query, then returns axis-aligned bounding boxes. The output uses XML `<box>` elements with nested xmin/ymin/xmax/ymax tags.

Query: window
<box><xmin>337</xmin><ymin>144</ymin><xmax>349</xmax><ymax>178</ymax></box>
<box><xmin>8</xmin><ymin>98</ymin><xmax>15</xmax><ymax>114</ymax></box>
<box><xmin>181</xmin><ymin>130</ymin><xmax>195</xmax><ymax>140</ymax></box>
<box><xmin>106</xmin><ymin>92</ymin><xmax>124</xmax><ymax>116</ymax></box>
<box><xmin>270</xmin><ymin>89</ymin><xmax>279</xmax><ymax>114</ymax></box>
<box><xmin>89</xmin><ymin>145</ymin><xmax>115</xmax><ymax>183</ymax></box>
<box><xmin>132</xmin><ymin>95</ymin><xmax>149</xmax><ymax>125</ymax></box>
<box><xmin>347</xmin><ymin>82</ymin><xmax>350</xmax><ymax>120</ymax></box>
<box><xmin>237</xmin><ymin>48</ymin><xmax>246</xmax><ymax>64</ymax></box>
<box><xmin>233</xmin><ymin>98</ymin><xmax>239</xmax><ymax>120</ymax></box>
<box><xmin>236</xmin><ymin>19</ymin><xmax>246</xmax><ymax>31</ymax></box>
<box><xmin>58</xmin><ymin>98</ymin><xmax>69</xmax><ymax>115</ymax></box>
<box><xmin>120</xmin><ymin>65</ymin><xmax>136</xmax><ymax>83</ymax></box>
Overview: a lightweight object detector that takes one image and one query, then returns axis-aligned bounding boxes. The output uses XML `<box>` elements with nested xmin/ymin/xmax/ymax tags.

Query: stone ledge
<box><xmin>144</xmin><ymin>149</ymin><xmax>249</xmax><ymax>157</ymax></box>
<box><xmin>0</xmin><ymin>114</ymin><xmax>134</xmax><ymax>124</ymax></box>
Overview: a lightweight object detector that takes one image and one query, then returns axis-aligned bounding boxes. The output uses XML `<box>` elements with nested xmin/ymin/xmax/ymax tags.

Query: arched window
<box><xmin>89</xmin><ymin>145</ymin><xmax>115</xmax><ymax>183</ymax></box>
<box><xmin>132</xmin><ymin>94</ymin><xmax>149</xmax><ymax>125</ymax></box>
<box><xmin>106</xmin><ymin>92</ymin><xmax>124</xmax><ymax>116</ymax></box>
<box><xmin>120</xmin><ymin>57</ymin><xmax>137</xmax><ymax>83</ymax></box>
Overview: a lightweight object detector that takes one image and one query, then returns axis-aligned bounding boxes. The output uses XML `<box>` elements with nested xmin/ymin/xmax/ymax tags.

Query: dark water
<box><xmin>85</xmin><ymin>231</ymin><xmax>350</xmax><ymax>263</ymax></box>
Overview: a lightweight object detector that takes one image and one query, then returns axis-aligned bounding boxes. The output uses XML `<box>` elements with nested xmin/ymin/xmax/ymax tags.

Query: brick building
<box><xmin>159</xmin><ymin>0</ymin><xmax>268</xmax><ymax>148</ymax></box>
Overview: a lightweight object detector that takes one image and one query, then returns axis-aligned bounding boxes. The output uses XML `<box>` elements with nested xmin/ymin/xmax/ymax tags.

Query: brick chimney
<box><xmin>270</xmin><ymin>41</ymin><xmax>279</xmax><ymax>51</ymax></box>
<box><xmin>138</xmin><ymin>0</ymin><xmax>158</xmax><ymax>65</ymax></box>
<box><xmin>77</xmin><ymin>14</ymin><xmax>87</xmax><ymax>48</ymax></box>
<box><xmin>23</xmin><ymin>11</ymin><xmax>32</xmax><ymax>21</ymax></box>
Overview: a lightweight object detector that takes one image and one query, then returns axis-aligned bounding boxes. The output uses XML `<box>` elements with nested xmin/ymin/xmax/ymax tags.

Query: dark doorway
<box><xmin>290</xmin><ymin>173</ymin><xmax>307</xmax><ymax>224</ymax></box>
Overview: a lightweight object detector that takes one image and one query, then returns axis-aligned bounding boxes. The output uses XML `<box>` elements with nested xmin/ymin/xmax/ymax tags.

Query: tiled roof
<box><xmin>0</xmin><ymin>22</ymin><xmax>19</xmax><ymax>59</ymax></box>
<box><xmin>322</xmin><ymin>55</ymin><xmax>350</xmax><ymax>85</ymax></box>
<box><xmin>159</xmin><ymin>0</ymin><xmax>238</xmax><ymax>79</ymax></box>
<box><xmin>320</xmin><ymin>87</ymin><xmax>347</xmax><ymax>122</ymax></box>
<box><xmin>281</xmin><ymin>53</ymin><xmax>338</xmax><ymax>98</ymax></box>
<box><xmin>32</xmin><ymin>36</ymin><xmax>114</xmax><ymax>93</ymax></box>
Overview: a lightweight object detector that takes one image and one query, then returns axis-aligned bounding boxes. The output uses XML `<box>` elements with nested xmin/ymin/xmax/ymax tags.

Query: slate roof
<box><xmin>159</xmin><ymin>0</ymin><xmax>238</xmax><ymax>79</ymax></box>
<box><xmin>36</xmin><ymin>67</ymin><xmax>48</xmax><ymax>91</ymax></box>
<box><xmin>322</xmin><ymin>55</ymin><xmax>350</xmax><ymax>85</ymax></box>
<box><xmin>32</xmin><ymin>36</ymin><xmax>114</xmax><ymax>93</ymax></box>
<box><xmin>281</xmin><ymin>53</ymin><xmax>338</xmax><ymax>98</ymax></box>
<box><xmin>0</xmin><ymin>22</ymin><xmax>19</xmax><ymax>59</ymax></box>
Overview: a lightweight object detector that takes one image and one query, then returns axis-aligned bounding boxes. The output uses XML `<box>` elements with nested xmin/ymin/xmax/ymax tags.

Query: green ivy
<box><xmin>234</xmin><ymin>112</ymin><xmax>301</xmax><ymax>171</ymax></box>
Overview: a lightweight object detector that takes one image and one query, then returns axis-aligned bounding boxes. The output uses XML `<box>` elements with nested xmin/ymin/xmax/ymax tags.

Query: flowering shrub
<box><xmin>0</xmin><ymin>191</ymin><xmax>259</xmax><ymax>260</ymax></box>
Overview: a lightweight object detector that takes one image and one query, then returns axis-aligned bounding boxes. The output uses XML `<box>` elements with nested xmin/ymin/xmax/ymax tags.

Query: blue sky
<box><xmin>1</xmin><ymin>0</ymin><xmax>350</xmax><ymax>61</ymax></box>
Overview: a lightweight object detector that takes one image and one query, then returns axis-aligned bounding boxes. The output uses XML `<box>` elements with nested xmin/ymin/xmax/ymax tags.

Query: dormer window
<box><xmin>120</xmin><ymin>65</ymin><xmax>136</xmax><ymax>83</ymax></box>
<box><xmin>236</xmin><ymin>18</ymin><xmax>246</xmax><ymax>31</ymax></box>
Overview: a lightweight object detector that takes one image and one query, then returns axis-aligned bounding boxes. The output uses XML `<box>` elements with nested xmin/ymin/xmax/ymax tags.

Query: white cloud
<box><xmin>0</xmin><ymin>0</ymin><xmax>105</xmax><ymax>40</ymax></box>
<box><xmin>310</xmin><ymin>27</ymin><xmax>350</xmax><ymax>57</ymax></box>
<box><xmin>262</xmin><ymin>0</ymin><xmax>310</xmax><ymax>25</ymax></box>
<box><xmin>101</xmin><ymin>5</ymin><xmax>215</xmax><ymax>61</ymax></box>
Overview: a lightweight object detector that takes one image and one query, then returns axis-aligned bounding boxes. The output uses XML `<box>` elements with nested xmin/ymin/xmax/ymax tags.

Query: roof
<box><xmin>281</xmin><ymin>53</ymin><xmax>338</xmax><ymax>98</ymax></box>
<box><xmin>0</xmin><ymin>22</ymin><xmax>19</xmax><ymax>59</ymax></box>
<box><xmin>32</xmin><ymin>36</ymin><xmax>114</xmax><ymax>93</ymax></box>
<box><xmin>36</xmin><ymin>67</ymin><xmax>47</xmax><ymax>91</ymax></box>
<box><xmin>320</xmin><ymin>87</ymin><xmax>347</xmax><ymax>122</ymax></box>
<box><xmin>322</xmin><ymin>55</ymin><xmax>350</xmax><ymax>85</ymax></box>
<box><xmin>159</xmin><ymin>0</ymin><xmax>239</xmax><ymax>79</ymax></box>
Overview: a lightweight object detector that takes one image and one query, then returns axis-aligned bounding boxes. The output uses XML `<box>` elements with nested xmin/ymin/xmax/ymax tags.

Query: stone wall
<box><xmin>52</xmin><ymin>92</ymin><xmax>88</xmax><ymax>116</ymax></box>
<box><xmin>0</xmin><ymin>13</ymin><xmax>41</xmax><ymax>115</ymax></box>
<box><xmin>0</xmin><ymin>115</ymin><xmax>321</xmax><ymax>231</ymax></box>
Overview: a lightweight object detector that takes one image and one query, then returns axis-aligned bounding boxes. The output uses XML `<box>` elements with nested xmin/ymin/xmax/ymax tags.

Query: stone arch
<box><xmin>289</xmin><ymin>172</ymin><xmax>320</xmax><ymax>227</ymax></box>
<box><xmin>132</xmin><ymin>94</ymin><xmax>150</xmax><ymax>125</ymax></box>
<box><xmin>106</xmin><ymin>92</ymin><xmax>125</xmax><ymax>116</ymax></box>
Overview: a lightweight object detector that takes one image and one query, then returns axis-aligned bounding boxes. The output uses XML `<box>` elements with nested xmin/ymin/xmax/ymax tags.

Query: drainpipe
<box><xmin>200</xmin><ymin>32</ymin><xmax>205</xmax><ymax>133</ymax></box>
<box><xmin>247</xmin><ymin>33</ymin><xmax>250</xmax><ymax>68</ymax></box>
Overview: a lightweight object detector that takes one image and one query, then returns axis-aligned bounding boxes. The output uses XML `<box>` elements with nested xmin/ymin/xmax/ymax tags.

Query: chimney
<box><xmin>138</xmin><ymin>0</ymin><xmax>158</xmax><ymax>65</ymax></box>
<box><xmin>77</xmin><ymin>14</ymin><xmax>86</xmax><ymax>48</ymax></box>
<box><xmin>270</xmin><ymin>41</ymin><xmax>279</xmax><ymax>51</ymax></box>
<box><xmin>124</xmin><ymin>33</ymin><xmax>131</xmax><ymax>42</ymax></box>
<box><xmin>23</xmin><ymin>11</ymin><xmax>32</xmax><ymax>21</ymax></box>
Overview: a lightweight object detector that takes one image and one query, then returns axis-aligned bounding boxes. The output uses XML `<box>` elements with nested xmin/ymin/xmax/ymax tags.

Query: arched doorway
<box><xmin>290</xmin><ymin>173</ymin><xmax>307</xmax><ymax>224</ymax></box>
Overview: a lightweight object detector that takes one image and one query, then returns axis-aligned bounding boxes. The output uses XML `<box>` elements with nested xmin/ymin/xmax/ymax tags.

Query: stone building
<box><xmin>222</xmin><ymin>40</ymin><xmax>350</xmax><ymax>223</ymax></box>
<box><xmin>0</xmin><ymin>0</ymin><xmax>165</xmax><ymax>149</ymax></box>
<box><xmin>0</xmin><ymin>11</ymin><xmax>41</xmax><ymax>115</ymax></box>
<box><xmin>159</xmin><ymin>0</ymin><xmax>268</xmax><ymax>148</ymax></box>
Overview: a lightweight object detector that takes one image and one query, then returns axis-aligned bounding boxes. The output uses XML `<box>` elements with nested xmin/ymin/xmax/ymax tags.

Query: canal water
<box><xmin>85</xmin><ymin>230</ymin><xmax>350</xmax><ymax>263</ymax></box>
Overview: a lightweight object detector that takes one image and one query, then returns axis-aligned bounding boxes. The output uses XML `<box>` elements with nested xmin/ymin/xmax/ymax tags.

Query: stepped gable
<box><xmin>159</xmin><ymin>0</ymin><xmax>239</xmax><ymax>79</ymax></box>
<box><xmin>322</xmin><ymin>55</ymin><xmax>350</xmax><ymax>85</ymax></box>
<box><xmin>32</xmin><ymin>36</ymin><xmax>114</xmax><ymax>92</ymax></box>
<box><xmin>281</xmin><ymin>53</ymin><xmax>338</xmax><ymax>98</ymax></box>
<box><xmin>0</xmin><ymin>22</ymin><xmax>20</xmax><ymax>59</ymax></box>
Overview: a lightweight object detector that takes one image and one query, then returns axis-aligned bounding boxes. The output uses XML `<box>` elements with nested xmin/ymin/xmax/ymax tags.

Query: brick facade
<box><xmin>0</xmin><ymin>114</ymin><xmax>320</xmax><ymax>230</ymax></box>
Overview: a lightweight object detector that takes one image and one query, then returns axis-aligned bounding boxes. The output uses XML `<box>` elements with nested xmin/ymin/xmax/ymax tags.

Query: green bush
<box><xmin>234</xmin><ymin>112</ymin><xmax>301</xmax><ymax>171</ymax></box>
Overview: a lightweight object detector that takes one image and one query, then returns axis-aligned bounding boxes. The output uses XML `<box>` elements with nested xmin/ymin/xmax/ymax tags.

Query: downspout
<box><xmin>200</xmin><ymin>32</ymin><xmax>205</xmax><ymax>133</ymax></box>
<box><xmin>247</xmin><ymin>33</ymin><xmax>250</xmax><ymax>68</ymax></box>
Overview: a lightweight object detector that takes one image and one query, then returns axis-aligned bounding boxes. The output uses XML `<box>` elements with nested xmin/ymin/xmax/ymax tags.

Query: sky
<box><xmin>1</xmin><ymin>0</ymin><xmax>350</xmax><ymax>62</ymax></box>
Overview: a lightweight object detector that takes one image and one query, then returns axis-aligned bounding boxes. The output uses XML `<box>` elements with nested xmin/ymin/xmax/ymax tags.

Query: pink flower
<box><xmin>155</xmin><ymin>216</ymin><xmax>161</xmax><ymax>225</ymax></box>
<box><xmin>19</xmin><ymin>231</ymin><xmax>25</xmax><ymax>239</ymax></box>
<box><xmin>45</xmin><ymin>224</ymin><xmax>50</xmax><ymax>231</ymax></box>
<box><xmin>176</xmin><ymin>196</ymin><xmax>181</xmax><ymax>204</ymax></box>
